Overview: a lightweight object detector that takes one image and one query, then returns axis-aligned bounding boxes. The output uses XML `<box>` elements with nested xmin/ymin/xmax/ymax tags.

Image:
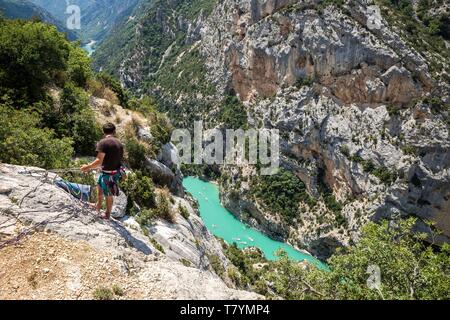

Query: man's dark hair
<box><xmin>103</xmin><ymin>123</ymin><xmax>116</xmax><ymax>135</ymax></box>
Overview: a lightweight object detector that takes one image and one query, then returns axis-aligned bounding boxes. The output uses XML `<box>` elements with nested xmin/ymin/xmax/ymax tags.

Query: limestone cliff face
<box><xmin>221</xmin><ymin>84</ymin><xmax>449</xmax><ymax>259</ymax></box>
<box><xmin>202</xmin><ymin>0</ymin><xmax>432</xmax><ymax>105</ymax></box>
<box><xmin>0</xmin><ymin>164</ymin><xmax>260</xmax><ymax>299</ymax></box>
<box><xmin>199</xmin><ymin>0</ymin><xmax>449</xmax><ymax>258</ymax></box>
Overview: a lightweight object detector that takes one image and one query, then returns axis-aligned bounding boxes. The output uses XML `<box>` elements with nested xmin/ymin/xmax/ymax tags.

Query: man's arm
<box><xmin>81</xmin><ymin>153</ymin><xmax>105</xmax><ymax>173</ymax></box>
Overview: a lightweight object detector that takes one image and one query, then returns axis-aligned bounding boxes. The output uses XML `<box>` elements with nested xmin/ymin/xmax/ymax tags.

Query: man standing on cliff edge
<box><xmin>81</xmin><ymin>123</ymin><xmax>125</xmax><ymax>220</ymax></box>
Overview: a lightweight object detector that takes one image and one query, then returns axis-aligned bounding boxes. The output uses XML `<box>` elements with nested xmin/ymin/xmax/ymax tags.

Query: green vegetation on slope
<box><xmin>0</xmin><ymin>18</ymin><xmax>69</xmax><ymax>105</ymax></box>
<box><xmin>342</xmin><ymin>150</ymin><xmax>398</xmax><ymax>185</ymax></box>
<box><xmin>0</xmin><ymin>17</ymin><xmax>177</xmax><ymax>227</ymax></box>
<box><xmin>0</xmin><ymin>18</ymin><xmax>99</xmax><ymax>167</ymax></box>
<box><xmin>0</xmin><ymin>104</ymin><xmax>73</xmax><ymax>169</ymax></box>
<box><xmin>91</xmin><ymin>0</ymin><xmax>219</xmax><ymax>129</ymax></box>
<box><xmin>376</xmin><ymin>0</ymin><xmax>450</xmax><ymax>80</ymax></box>
<box><xmin>223</xmin><ymin>218</ymin><xmax>450</xmax><ymax>300</ymax></box>
<box><xmin>218</xmin><ymin>95</ymin><xmax>248</xmax><ymax>129</ymax></box>
<box><xmin>317</xmin><ymin>170</ymin><xmax>346</xmax><ymax>227</ymax></box>
<box><xmin>151</xmin><ymin>47</ymin><xmax>217</xmax><ymax>127</ymax></box>
<box><xmin>121</xmin><ymin>170</ymin><xmax>156</xmax><ymax>215</ymax></box>
<box><xmin>92</xmin><ymin>0</ymin><xmax>216</xmax><ymax>78</ymax></box>
<box><xmin>177</xmin><ymin>0</ymin><xmax>217</xmax><ymax>20</ymax></box>
<box><xmin>252</xmin><ymin>169</ymin><xmax>316</xmax><ymax>224</ymax></box>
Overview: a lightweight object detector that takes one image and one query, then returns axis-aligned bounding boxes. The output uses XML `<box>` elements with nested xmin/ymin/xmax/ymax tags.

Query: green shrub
<box><xmin>180</xmin><ymin>258</ymin><xmax>192</xmax><ymax>267</ymax></box>
<box><xmin>219</xmin><ymin>95</ymin><xmax>248</xmax><ymax>129</ymax></box>
<box><xmin>125</xmin><ymin>137</ymin><xmax>148</xmax><ymax>172</ymax></box>
<box><xmin>178</xmin><ymin>204</ymin><xmax>190</xmax><ymax>220</ymax></box>
<box><xmin>55</xmin><ymin>83</ymin><xmax>102</xmax><ymax>155</ymax></box>
<box><xmin>227</xmin><ymin>267</ymin><xmax>247</xmax><ymax>288</ymax></box>
<box><xmin>153</xmin><ymin>194</ymin><xmax>175</xmax><ymax>223</ymax></box>
<box><xmin>387</xmin><ymin>105</ymin><xmax>400</xmax><ymax>117</ymax></box>
<box><xmin>112</xmin><ymin>284</ymin><xmax>124</xmax><ymax>297</ymax></box>
<box><xmin>136</xmin><ymin>209</ymin><xmax>155</xmax><ymax>227</ymax></box>
<box><xmin>348</xmin><ymin>153</ymin><xmax>397</xmax><ymax>186</ymax></box>
<box><xmin>350</xmin><ymin>154</ymin><xmax>364</xmax><ymax>163</ymax></box>
<box><xmin>0</xmin><ymin>19</ymin><xmax>71</xmax><ymax>106</ymax></box>
<box><xmin>178</xmin><ymin>0</ymin><xmax>217</xmax><ymax>20</ymax></box>
<box><xmin>254</xmin><ymin>169</ymin><xmax>310</xmax><ymax>223</ymax></box>
<box><xmin>402</xmin><ymin>145</ymin><xmax>417</xmax><ymax>156</ymax></box>
<box><xmin>378</xmin><ymin>0</ymin><xmax>449</xmax><ymax>79</ymax></box>
<box><xmin>60</xmin><ymin>83</ymin><xmax>89</xmax><ymax>115</ymax></box>
<box><xmin>125</xmin><ymin>96</ymin><xmax>172</xmax><ymax>155</ymax></box>
<box><xmin>93</xmin><ymin>287</ymin><xmax>114</xmax><ymax>300</ymax></box>
<box><xmin>70</xmin><ymin>108</ymin><xmax>103</xmax><ymax>155</ymax></box>
<box><xmin>362</xmin><ymin>160</ymin><xmax>376</xmax><ymax>173</ymax></box>
<box><xmin>0</xmin><ymin>105</ymin><xmax>73</xmax><ymax>169</ymax></box>
<box><xmin>150</xmin><ymin>113</ymin><xmax>172</xmax><ymax>147</ymax></box>
<box><xmin>266</xmin><ymin>218</ymin><xmax>450</xmax><ymax>300</ymax></box>
<box><xmin>340</xmin><ymin>145</ymin><xmax>350</xmax><ymax>158</ymax></box>
<box><xmin>127</xmin><ymin>95</ymin><xmax>158</xmax><ymax>116</ymax></box>
<box><xmin>225</xmin><ymin>244</ymin><xmax>252</xmax><ymax>277</ymax></box>
<box><xmin>208</xmin><ymin>254</ymin><xmax>225</xmax><ymax>277</ymax></box>
<box><xmin>295</xmin><ymin>76</ymin><xmax>313</xmax><ymax>88</ymax></box>
<box><xmin>223</xmin><ymin>243</ymin><xmax>266</xmax><ymax>291</ymax></box>
<box><xmin>372</xmin><ymin>167</ymin><xmax>398</xmax><ymax>185</ymax></box>
<box><xmin>121</xmin><ymin>171</ymin><xmax>156</xmax><ymax>210</ymax></box>
<box><xmin>317</xmin><ymin>170</ymin><xmax>345</xmax><ymax>225</ymax></box>
<box><xmin>324</xmin><ymin>193</ymin><xmax>343</xmax><ymax>216</ymax></box>
<box><xmin>424</xmin><ymin>96</ymin><xmax>447</xmax><ymax>113</ymax></box>
<box><xmin>135</xmin><ymin>193</ymin><xmax>175</xmax><ymax>225</ymax></box>
<box><xmin>149</xmin><ymin>237</ymin><xmax>165</xmax><ymax>253</ymax></box>
<box><xmin>96</xmin><ymin>72</ymin><xmax>129</xmax><ymax>107</ymax></box>
<box><xmin>67</xmin><ymin>45</ymin><xmax>92</xmax><ymax>87</ymax></box>
<box><xmin>0</xmin><ymin>19</ymin><xmax>101</xmax><ymax>165</ymax></box>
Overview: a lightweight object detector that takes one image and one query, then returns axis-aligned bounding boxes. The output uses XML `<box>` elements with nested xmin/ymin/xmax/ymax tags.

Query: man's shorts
<box><xmin>97</xmin><ymin>171</ymin><xmax>122</xmax><ymax>197</ymax></box>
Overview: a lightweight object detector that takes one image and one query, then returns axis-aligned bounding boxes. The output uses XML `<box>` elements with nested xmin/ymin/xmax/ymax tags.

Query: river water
<box><xmin>82</xmin><ymin>40</ymin><xmax>97</xmax><ymax>56</ymax></box>
<box><xmin>182</xmin><ymin>177</ymin><xmax>328</xmax><ymax>269</ymax></box>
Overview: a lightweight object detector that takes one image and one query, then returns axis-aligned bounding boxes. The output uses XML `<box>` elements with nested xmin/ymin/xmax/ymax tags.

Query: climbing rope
<box><xmin>0</xmin><ymin>168</ymin><xmax>104</xmax><ymax>250</ymax></box>
<box><xmin>17</xmin><ymin>168</ymin><xmax>84</xmax><ymax>174</ymax></box>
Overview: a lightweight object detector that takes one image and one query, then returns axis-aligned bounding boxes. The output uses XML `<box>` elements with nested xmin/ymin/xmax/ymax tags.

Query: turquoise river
<box><xmin>183</xmin><ymin>177</ymin><xmax>328</xmax><ymax>270</ymax></box>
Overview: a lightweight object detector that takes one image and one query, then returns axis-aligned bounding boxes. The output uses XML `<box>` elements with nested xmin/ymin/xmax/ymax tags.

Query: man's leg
<box><xmin>105</xmin><ymin>196</ymin><xmax>113</xmax><ymax>219</ymax></box>
<box><xmin>96</xmin><ymin>185</ymin><xmax>103</xmax><ymax>213</ymax></box>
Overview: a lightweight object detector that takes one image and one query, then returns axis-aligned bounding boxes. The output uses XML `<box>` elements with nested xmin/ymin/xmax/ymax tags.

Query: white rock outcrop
<box><xmin>0</xmin><ymin>164</ymin><xmax>261</xmax><ymax>300</ymax></box>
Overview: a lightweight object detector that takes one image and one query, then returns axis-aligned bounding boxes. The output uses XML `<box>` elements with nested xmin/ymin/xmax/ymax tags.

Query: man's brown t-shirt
<box><xmin>96</xmin><ymin>136</ymin><xmax>124</xmax><ymax>171</ymax></box>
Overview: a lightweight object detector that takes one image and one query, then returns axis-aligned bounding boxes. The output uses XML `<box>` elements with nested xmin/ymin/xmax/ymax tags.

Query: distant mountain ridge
<box><xmin>29</xmin><ymin>0</ymin><xmax>141</xmax><ymax>43</ymax></box>
<box><xmin>30</xmin><ymin>0</ymin><xmax>95</xmax><ymax>22</ymax></box>
<box><xmin>0</xmin><ymin>0</ymin><xmax>78</xmax><ymax>40</ymax></box>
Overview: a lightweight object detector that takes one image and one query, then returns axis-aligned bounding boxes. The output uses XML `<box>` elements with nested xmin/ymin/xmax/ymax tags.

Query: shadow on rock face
<box><xmin>374</xmin><ymin>156</ymin><xmax>450</xmax><ymax>246</ymax></box>
<box><xmin>109</xmin><ymin>220</ymin><xmax>153</xmax><ymax>255</ymax></box>
<box><xmin>307</xmin><ymin>236</ymin><xmax>344</xmax><ymax>262</ymax></box>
